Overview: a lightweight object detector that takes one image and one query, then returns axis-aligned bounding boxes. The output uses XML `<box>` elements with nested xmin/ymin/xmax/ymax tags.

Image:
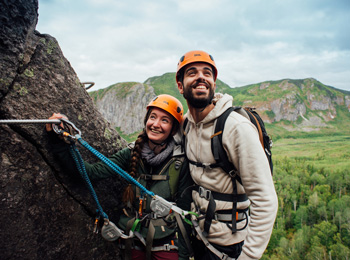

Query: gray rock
<box><xmin>0</xmin><ymin>0</ymin><xmax>127</xmax><ymax>259</ymax></box>
<box><xmin>95</xmin><ymin>83</ymin><xmax>156</xmax><ymax>134</ymax></box>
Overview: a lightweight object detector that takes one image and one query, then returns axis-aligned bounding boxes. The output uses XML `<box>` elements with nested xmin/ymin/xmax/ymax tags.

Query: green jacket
<box><xmin>48</xmin><ymin>132</ymin><xmax>193</xmax><ymax>259</ymax></box>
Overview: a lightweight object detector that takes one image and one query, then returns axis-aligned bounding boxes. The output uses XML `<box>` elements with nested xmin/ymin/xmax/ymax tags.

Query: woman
<box><xmin>46</xmin><ymin>94</ymin><xmax>193</xmax><ymax>260</ymax></box>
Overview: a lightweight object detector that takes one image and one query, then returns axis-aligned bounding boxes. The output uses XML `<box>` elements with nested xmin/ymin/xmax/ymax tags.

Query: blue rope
<box><xmin>69</xmin><ymin>145</ymin><xmax>108</xmax><ymax>219</ymax></box>
<box><xmin>76</xmin><ymin>137</ymin><xmax>154</xmax><ymax>197</ymax></box>
<box><xmin>68</xmin><ymin>135</ymin><xmax>155</xmax><ymax>220</ymax></box>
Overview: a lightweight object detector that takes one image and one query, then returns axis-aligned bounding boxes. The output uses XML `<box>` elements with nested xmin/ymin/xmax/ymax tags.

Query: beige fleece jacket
<box><xmin>184</xmin><ymin>93</ymin><xmax>278</xmax><ymax>260</ymax></box>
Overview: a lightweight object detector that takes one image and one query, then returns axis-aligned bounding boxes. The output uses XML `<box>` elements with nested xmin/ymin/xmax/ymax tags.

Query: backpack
<box><xmin>216</xmin><ymin>106</ymin><xmax>273</xmax><ymax>175</ymax></box>
<box><xmin>184</xmin><ymin>106</ymin><xmax>273</xmax><ymax>179</ymax></box>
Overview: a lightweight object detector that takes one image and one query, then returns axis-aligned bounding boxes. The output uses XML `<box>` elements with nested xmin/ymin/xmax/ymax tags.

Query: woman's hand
<box><xmin>46</xmin><ymin>113</ymin><xmax>69</xmax><ymax>132</ymax></box>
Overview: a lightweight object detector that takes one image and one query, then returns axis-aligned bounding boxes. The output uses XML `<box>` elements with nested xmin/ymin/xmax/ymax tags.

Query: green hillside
<box><xmin>144</xmin><ymin>75</ymin><xmax>350</xmax><ymax>140</ymax></box>
<box><xmin>90</xmin><ymin>74</ymin><xmax>350</xmax><ymax>141</ymax></box>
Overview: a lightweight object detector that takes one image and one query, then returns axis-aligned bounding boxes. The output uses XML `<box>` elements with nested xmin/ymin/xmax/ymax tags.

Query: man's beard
<box><xmin>183</xmin><ymin>84</ymin><xmax>215</xmax><ymax>109</ymax></box>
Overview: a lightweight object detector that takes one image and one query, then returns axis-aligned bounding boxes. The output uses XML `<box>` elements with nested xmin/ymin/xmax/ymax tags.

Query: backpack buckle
<box><xmin>228</xmin><ymin>169</ymin><xmax>237</xmax><ymax>178</ymax></box>
<box><xmin>142</xmin><ymin>174</ymin><xmax>153</xmax><ymax>180</ymax></box>
<box><xmin>149</xmin><ymin>212</ymin><xmax>158</xmax><ymax>219</ymax></box>
<box><xmin>202</xmin><ymin>163</ymin><xmax>212</xmax><ymax>170</ymax></box>
<box><xmin>199</xmin><ymin>186</ymin><xmax>212</xmax><ymax>200</ymax></box>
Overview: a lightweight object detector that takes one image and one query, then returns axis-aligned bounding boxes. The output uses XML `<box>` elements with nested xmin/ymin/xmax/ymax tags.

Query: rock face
<box><xmin>0</xmin><ymin>1</ymin><xmax>127</xmax><ymax>259</ymax></box>
<box><xmin>94</xmin><ymin>77</ymin><xmax>350</xmax><ymax>136</ymax></box>
<box><xmin>94</xmin><ymin>83</ymin><xmax>156</xmax><ymax>134</ymax></box>
<box><xmin>240</xmin><ymin>79</ymin><xmax>350</xmax><ymax>131</ymax></box>
<box><xmin>269</xmin><ymin>94</ymin><xmax>307</xmax><ymax>122</ymax></box>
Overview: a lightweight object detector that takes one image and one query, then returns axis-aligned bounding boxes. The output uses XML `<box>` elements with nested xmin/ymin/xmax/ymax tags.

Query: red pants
<box><xmin>131</xmin><ymin>249</ymin><xmax>178</xmax><ymax>260</ymax></box>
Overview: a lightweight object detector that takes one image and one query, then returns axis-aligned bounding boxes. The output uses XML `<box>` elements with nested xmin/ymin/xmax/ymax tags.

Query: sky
<box><xmin>36</xmin><ymin>0</ymin><xmax>350</xmax><ymax>92</ymax></box>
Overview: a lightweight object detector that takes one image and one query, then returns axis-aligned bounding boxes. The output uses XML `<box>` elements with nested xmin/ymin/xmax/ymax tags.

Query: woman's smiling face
<box><xmin>145</xmin><ymin>107</ymin><xmax>174</xmax><ymax>145</ymax></box>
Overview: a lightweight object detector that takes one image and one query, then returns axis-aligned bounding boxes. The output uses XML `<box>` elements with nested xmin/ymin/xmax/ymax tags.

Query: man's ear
<box><xmin>177</xmin><ymin>81</ymin><xmax>184</xmax><ymax>94</ymax></box>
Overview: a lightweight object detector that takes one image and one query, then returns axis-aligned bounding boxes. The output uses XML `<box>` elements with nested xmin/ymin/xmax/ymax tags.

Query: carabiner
<box><xmin>52</xmin><ymin>118</ymin><xmax>81</xmax><ymax>139</ymax></box>
<box><xmin>60</xmin><ymin>118</ymin><xmax>82</xmax><ymax>136</ymax></box>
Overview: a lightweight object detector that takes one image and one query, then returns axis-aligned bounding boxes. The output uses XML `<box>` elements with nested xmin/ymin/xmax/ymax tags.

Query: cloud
<box><xmin>37</xmin><ymin>0</ymin><xmax>350</xmax><ymax>91</ymax></box>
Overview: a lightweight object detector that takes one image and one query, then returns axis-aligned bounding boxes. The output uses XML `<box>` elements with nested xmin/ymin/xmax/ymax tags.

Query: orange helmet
<box><xmin>147</xmin><ymin>94</ymin><xmax>184</xmax><ymax>123</ymax></box>
<box><xmin>176</xmin><ymin>50</ymin><xmax>218</xmax><ymax>82</ymax></box>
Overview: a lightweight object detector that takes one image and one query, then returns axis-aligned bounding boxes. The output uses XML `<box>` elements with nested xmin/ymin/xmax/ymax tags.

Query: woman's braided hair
<box><xmin>121</xmin><ymin>108</ymin><xmax>180</xmax><ymax>206</ymax></box>
<box><xmin>122</xmin><ymin>110</ymin><xmax>151</xmax><ymax>206</ymax></box>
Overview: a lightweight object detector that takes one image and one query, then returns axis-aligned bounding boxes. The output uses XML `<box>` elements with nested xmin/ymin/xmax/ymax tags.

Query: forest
<box><xmin>262</xmin><ymin>135</ymin><xmax>350</xmax><ymax>259</ymax></box>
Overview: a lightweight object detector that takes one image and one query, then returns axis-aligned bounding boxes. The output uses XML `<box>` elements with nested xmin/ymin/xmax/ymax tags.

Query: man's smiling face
<box><xmin>179</xmin><ymin>62</ymin><xmax>216</xmax><ymax>109</ymax></box>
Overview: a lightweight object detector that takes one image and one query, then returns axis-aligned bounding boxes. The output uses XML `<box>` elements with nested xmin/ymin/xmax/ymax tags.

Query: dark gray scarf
<box><xmin>141</xmin><ymin>139</ymin><xmax>175</xmax><ymax>166</ymax></box>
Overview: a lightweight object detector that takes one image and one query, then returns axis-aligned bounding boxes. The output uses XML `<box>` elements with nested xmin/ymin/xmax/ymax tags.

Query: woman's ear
<box><xmin>171</xmin><ymin>128</ymin><xmax>177</xmax><ymax>136</ymax></box>
<box><xmin>170</xmin><ymin>120</ymin><xmax>180</xmax><ymax>136</ymax></box>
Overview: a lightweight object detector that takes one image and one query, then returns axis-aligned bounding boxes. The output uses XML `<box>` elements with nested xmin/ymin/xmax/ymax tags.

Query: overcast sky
<box><xmin>36</xmin><ymin>0</ymin><xmax>350</xmax><ymax>92</ymax></box>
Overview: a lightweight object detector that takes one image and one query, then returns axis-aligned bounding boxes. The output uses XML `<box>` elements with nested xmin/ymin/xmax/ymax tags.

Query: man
<box><xmin>176</xmin><ymin>50</ymin><xmax>278</xmax><ymax>260</ymax></box>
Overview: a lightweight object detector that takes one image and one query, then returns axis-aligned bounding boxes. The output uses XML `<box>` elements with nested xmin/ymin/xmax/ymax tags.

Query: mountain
<box><xmin>220</xmin><ymin>78</ymin><xmax>350</xmax><ymax>137</ymax></box>
<box><xmin>89</xmin><ymin>73</ymin><xmax>350</xmax><ymax>140</ymax></box>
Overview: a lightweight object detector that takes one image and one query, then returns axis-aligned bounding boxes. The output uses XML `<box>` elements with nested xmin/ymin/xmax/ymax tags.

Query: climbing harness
<box><xmin>192</xmin><ymin>218</ymin><xmax>238</xmax><ymax>260</ymax></box>
<box><xmin>0</xmin><ymin>118</ymin><xmax>196</xmax><ymax>241</ymax></box>
<box><xmin>182</xmin><ymin>111</ymin><xmax>255</xmax><ymax>259</ymax></box>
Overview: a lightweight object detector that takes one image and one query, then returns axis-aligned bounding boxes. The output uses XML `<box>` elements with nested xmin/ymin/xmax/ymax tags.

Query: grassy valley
<box><xmin>272</xmin><ymin>135</ymin><xmax>350</xmax><ymax>173</ymax></box>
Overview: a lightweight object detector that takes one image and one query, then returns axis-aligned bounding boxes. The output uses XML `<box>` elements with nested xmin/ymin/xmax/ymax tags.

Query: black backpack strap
<box><xmin>183</xmin><ymin>117</ymin><xmax>189</xmax><ymax>130</ymax></box>
<box><xmin>211</xmin><ymin>107</ymin><xmax>245</xmax><ymax>233</ymax></box>
<box><xmin>211</xmin><ymin>107</ymin><xmax>242</xmax><ymax>183</ymax></box>
<box><xmin>182</xmin><ymin>118</ymin><xmax>189</xmax><ymax>154</ymax></box>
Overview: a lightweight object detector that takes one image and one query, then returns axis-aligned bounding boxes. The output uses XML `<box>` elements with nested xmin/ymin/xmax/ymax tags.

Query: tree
<box><xmin>309</xmin><ymin>192</ymin><xmax>320</xmax><ymax>208</ymax></box>
<box><xmin>294</xmin><ymin>205</ymin><xmax>308</xmax><ymax>229</ymax></box>
<box><xmin>310</xmin><ymin>172</ymin><xmax>325</xmax><ymax>190</ymax></box>
<box><xmin>308</xmin><ymin>192</ymin><xmax>320</xmax><ymax>225</ymax></box>
<box><xmin>267</xmin><ymin>218</ymin><xmax>287</xmax><ymax>253</ymax></box>
<box><xmin>292</xmin><ymin>226</ymin><xmax>312</xmax><ymax>259</ymax></box>
<box><xmin>314</xmin><ymin>221</ymin><xmax>337</xmax><ymax>249</ymax></box>
<box><xmin>306</xmin><ymin>236</ymin><xmax>327</xmax><ymax>260</ymax></box>
<box><xmin>334</xmin><ymin>195</ymin><xmax>350</xmax><ymax>234</ymax></box>
<box><xmin>314</xmin><ymin>185</ymin><xmax>332</xmax><ymax>203</ymax></box>
<box><xmin>330</xmin><ymin>241</ymin><xmax>350</xmax><ymax>260</ymax></box>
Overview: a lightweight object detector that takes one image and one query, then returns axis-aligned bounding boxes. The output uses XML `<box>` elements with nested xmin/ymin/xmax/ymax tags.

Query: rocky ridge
<box><xmin>1</xmin><ymin>1</ymin><xmax>126</xmax><ymax>259</ymax></box>
<box><xmin>93</xmin><ymin>82</ymin><xmax>156</xmax><ymax>135</ymax></box>
<box><xmin>238</xmin><ymin>78</ymin><xmax>350</xmax><ymax>132</ymax></box>
<box><xmin>91</xmin><ymin>77</ymin><xmax>350</xmax><ymax>136</ymax></box>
